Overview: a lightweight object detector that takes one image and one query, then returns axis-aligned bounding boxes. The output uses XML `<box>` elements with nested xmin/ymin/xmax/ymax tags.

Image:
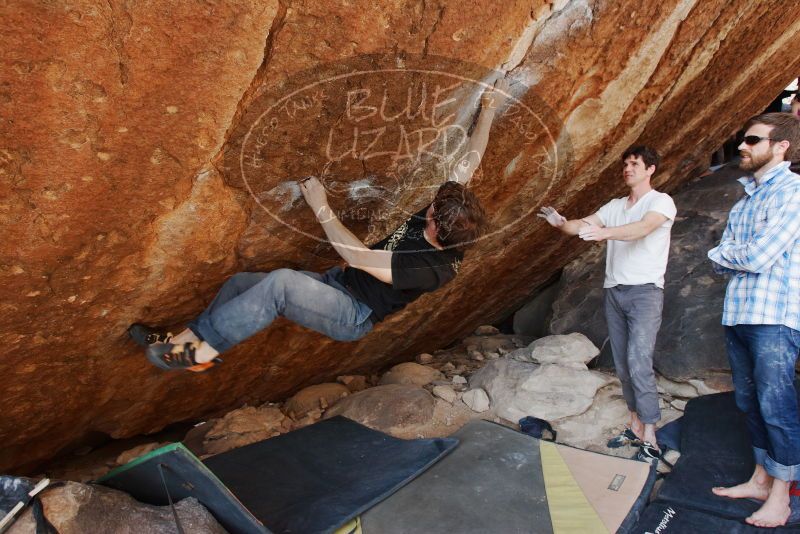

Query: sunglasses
<box><xmin>742</xmin><ymin>135</ymin><xmax>773</xmax><ymax>146</ymax></box>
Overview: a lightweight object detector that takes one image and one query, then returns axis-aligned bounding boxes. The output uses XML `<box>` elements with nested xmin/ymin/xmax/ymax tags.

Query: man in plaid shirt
<box><xmin>708</xmin><ymin>112</ymin><xmax>800</xmax><ymax>528</ymax></box>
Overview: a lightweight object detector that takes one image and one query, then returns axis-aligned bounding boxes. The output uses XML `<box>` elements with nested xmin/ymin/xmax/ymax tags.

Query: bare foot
<box><xmin>630</xmin><ymin>414</ymin><xmax>645</xmax><ymax>440</ymax></box>
<box><xmin>643</xmin><ymin>423</ymin><xmax>659</xmax><ymax>452</ymax></box>
<box><xmin>712</xmin><ymin>479</ymin><xmax>770</xmax><ymax>501</ymax></box>
<box><xmin>746</xmin><ymin>493</ymin><xmax>791</xmax><ymax>528</ymax></box>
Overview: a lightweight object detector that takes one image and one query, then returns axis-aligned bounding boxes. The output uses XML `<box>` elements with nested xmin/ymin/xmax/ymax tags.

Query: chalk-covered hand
<box><xmin>578</xmin><ymin>223</ymin><xmax>610</xmax><ymax>241</ymax></box>
<box><xmin>299</xmin><ymin>177</ymin><xmax>330</xmax><ymax>219</ymax></box>
<box><xmin>537</xmin><ymin>206</ymin><xmax>567</xmax><ymax>227</ymax></box>
<box><xmin>481</xmin><ymin>77</ymin><xmax>510</xmax><ymax>110</ymax></box>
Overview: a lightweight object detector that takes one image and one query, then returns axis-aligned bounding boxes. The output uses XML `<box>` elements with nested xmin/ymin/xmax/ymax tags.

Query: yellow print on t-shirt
<box><xmin>383</xmin><ymin>222</ymin><xmax>408</xmax><ymax>251</ymax></box>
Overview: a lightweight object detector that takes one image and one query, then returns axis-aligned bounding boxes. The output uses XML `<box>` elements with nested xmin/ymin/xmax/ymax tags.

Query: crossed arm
<box><xmin>708</xmin><ymin>188</ymin><xmax>800</xmax><ymax>273</ymax></box>
<box><xmin>538</xmin><ymin>207</ymin><xmax>668</xmax><ymax>242</ymax></box>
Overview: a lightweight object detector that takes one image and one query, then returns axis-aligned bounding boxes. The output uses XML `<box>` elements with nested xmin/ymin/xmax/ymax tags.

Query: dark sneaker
<box><xmin>145</xmin><ymin>342</ymin><xmax>221</xmax><ymax>373</ymax></box>
<box><xmin>607</xmin><ymin>428</ymin><xmax>642</xmax><ymax>449</ymax></box>
<box><xmin>636</xmin><ymin>441</ymin><xmax>661</xmax><ymax>464</ymax></box>
<box><xmin>128</xmin><ymin>324</ymin><xmax>173</xmax><ymax>347</ymax></box>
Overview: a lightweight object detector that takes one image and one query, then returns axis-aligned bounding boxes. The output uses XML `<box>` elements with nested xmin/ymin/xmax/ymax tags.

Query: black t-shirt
<box><xmin>340</xmin><ymin>206</ymin><xmax>463</xmax><ymax>322</ymax></box>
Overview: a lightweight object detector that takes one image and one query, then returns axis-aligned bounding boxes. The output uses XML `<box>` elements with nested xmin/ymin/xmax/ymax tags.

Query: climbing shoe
<box><xmin>128</xmin><ymin>323</ymin><xmax>173</xmax><ymax>347</ymax></box>
<box><xmin>607</xmin><ymin>428</ymin><xmax>643</xmax><ymax>449</ymax></box>
<box><xmin>145</xmin><ymin>342</ymin><xmax>221</xmax><ymax>373</ymax></box>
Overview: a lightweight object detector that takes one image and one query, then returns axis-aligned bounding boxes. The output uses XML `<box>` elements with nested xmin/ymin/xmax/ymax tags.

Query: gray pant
<box><xmin>604</xmin><ymin>284</ymin><xmax>664</xmax><ymax>424</ymax></box>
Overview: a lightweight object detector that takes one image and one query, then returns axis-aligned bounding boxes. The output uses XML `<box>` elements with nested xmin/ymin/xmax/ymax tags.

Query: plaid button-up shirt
<box><xmin>708</xmin><ymin>161</ymin><xmax>800</xmax><ymax>329</ymax></box>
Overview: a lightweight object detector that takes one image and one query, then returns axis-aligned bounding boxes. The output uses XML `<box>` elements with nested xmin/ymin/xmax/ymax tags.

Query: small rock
<box><xmin>441</xmin><ymin>362</ymin><xmax>456</xmax><ymax>371</ymax></box>
<box><xmin>497</xmin><ymin>347</ymin><xmax>509</xmax><ymax>356</ymax></box>
<box><xmin>670</xmin><ymin>399</ymin><xmax>687</xmax><ymax>411</ymax></box>
<box><xmin>465</xmin><ymin>344</ymin><xmax>479</xmax><ymax>353</ymax></box>
<box><xmin>337</xmin><ymin>375</ymin><xmax>368</xmax><ymax>393</ymax></box>
<box><xmin>509</xmin><ymin>333</ymin><xmax>599</xmax><ymax>368</ymax></box>
<box><xmin>469</xmin><ymin>350</ymin><xmax>484</xmax><ymax>361</ymax></box>
<box><xmin>416</xmin><ymin>353</ymin><xmax>434</xmax><ymax>364</ymax></box>
<box><xmin>284</xmin><ymin>383</ymin><xmax>350</xmax><ymax>419</ymax></box>
<box><xmin>688</xmin><ymin>378</ymin><xmax>722</xmax><ymax>396</ymax></box>
<box><xmin>462</xmin><ymin>388</ymin><xmax>490</xmax><ymax>412</ymax></box>
<box><xmin>294</xmin><ymin>408</ymin><xmax>323</xmax><ymax>429</ymax></box>
<box><xmin>485</xmin><ymin>351</ymin><xmax>500</xmax><ymax>360</ymax></box>
<box><xmin>474</xmin><ymin>325</ymin><xmax>500</xmax><ymax>336</ymax></box>
<box><xmin>380</xmin><ymin>362</ymin><xmax>444</xmax><ymax>387</ymax></box>
<box><xmin>663</xmin><ymin>449</ymin><xmax>681</xmax><ymax>465</ymax></box>
<box><xmin>432</xmin><ymin>385</ymin><xmax>457</xmax><ymax>404</ymax></box>
<box><xmin>658</xmin><ymin>449</ymin><xmax>682</xmax><ymax>474</ymax></box>
<box><xmin>452</xmin><ymin>375</ymin><xmax>467</xmax><ymax>386</ymax></box>
<box><xmin>656</xmin><ymin>375</ymin><xmax>699</xmax><ymax>398</ymax></box>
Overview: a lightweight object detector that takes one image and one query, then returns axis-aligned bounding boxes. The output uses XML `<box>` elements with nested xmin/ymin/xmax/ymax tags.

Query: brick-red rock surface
<box><xmin>2</xmin><ymin>0</ymin><xmax>799</xmax><ymax>472</ymax></box>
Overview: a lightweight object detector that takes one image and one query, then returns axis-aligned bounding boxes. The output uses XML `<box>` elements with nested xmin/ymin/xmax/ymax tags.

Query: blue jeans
<box><xmin>188</xmin><ymin>267</ymin><xmax>374</xmax><ymax>353</ymax></box>
<box><xmin>725</xmin><ymin>324</ymin><xmax>800</xmax><ymax>481</ymax></box>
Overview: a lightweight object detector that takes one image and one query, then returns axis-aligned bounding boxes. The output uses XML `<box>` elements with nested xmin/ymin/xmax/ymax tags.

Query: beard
<box><xmin>739</xmin><ymin>150</ymin><xmax>772</xmax><ymax>172</ymax></box>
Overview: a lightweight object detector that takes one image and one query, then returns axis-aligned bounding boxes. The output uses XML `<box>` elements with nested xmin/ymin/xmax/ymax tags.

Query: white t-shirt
<box><xmin>595</xmin><ymin>190</ymin><xmax>677</xmax><ymax>288</ymax></box>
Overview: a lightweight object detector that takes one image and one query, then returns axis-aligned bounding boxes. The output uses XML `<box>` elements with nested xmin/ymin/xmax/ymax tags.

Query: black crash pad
<box><xmin>632</xmin><ymin>502</ymin><xmax>800</xmax><ymax>534</ymax></box>
<box><xmin>634</xmin><ymin>383</ymin><xmax>800</xmax><ymax>531</ymax></box>
<box><xmin>100</xmin><ymin>416</ymin><xmax>457</xmax><ymax>534</ymax></box>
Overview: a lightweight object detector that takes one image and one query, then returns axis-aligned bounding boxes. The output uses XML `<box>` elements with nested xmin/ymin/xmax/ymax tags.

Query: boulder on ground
<box><xmin>552</xmin><ymin>384</ymin><xmax>684</xmax><ymax>454</ymax></box>
<box><xmin>470</xmin><ymin>359</ymin><xmax>612</xmax><ymax>422</ymax></box>
<box><xmin>324</xmin><ymin>384</ymin><xmax>435</xmax><ymax>433</ymax></box>
<box><xmin>473</xmin><ymin>325</ymin><xmax>500</xmax><ymax>336</ymax></box>
<box><xmin>552</xmin><ymin>385</ymin><xmax>631</xmax><ymax>452</ymax></box>
<box><xmin>203</xmin><ymin>405</ymin><xmax>287</xmax><ymax>456</ymax></box>
<box><xmin>337</xmin><ymin>375</ymin><xmax>369</xmax><ymax>393</ymax></box>
<box><xmin>461</xmin><ymin>388</ymin><xmax>490</xmax><ymax>413</ymax></box>
<box><xmin>509</xmin><ymin>333</ymin><xmax>599</xmax><ymax>369</ymax></box>
<box><xmin>283</xmin><ymin>383</ymin><xmax>350</xmax><ymax>418</ymax></box>
<box><xmin>379</xmin><ymin>362</ymin><xmax>443</xmax><ymax>387</ymax></box>
<box><xmin>416</xmin><ymin>353</ymin><xmax>434</xmax><ymax>364</ymax></box>
<box><xmin>459</xmin><ymin>335</ymin><xmax>532</xmax><ymax>355</ymax></box>
<box><xmin>8</xmin><ymin>482</ymin><xmax>225</xmax><ymax>534</ymax></box>
<box><xmin>432</xmin><ymin>385</ymin><xmax>458</xmax><ymax>404</ymax></box>
<box><xmin>657</xmin><ymin>375</ymin><xmax>701</xmax><ymax>398</ymax></box>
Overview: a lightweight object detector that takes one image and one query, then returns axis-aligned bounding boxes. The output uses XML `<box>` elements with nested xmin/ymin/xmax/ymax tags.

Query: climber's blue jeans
<box><xmin>725</xmin><ymin>324</ymin><xmax>800</xmax><ymax>481</ymax></box>
<box><xmin>188</xmin><ymin>267</ymin><xmax>374</xmax><ymax>353</ymax></box>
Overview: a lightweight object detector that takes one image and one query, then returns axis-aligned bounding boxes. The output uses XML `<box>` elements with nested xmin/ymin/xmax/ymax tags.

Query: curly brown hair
<box><xmin>431</xmin><ymin>181</ymin><xmax>487</xmax><ymax>251</ymax></box>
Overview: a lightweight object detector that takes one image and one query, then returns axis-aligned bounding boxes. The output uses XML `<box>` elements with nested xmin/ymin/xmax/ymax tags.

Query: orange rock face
<box><xmin>1</xmin><ymin>0</ymin><xmax>799</xmax><ymax>472</ymax></box>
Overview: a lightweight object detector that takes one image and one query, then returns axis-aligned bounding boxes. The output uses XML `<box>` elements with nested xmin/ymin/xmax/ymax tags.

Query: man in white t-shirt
<box><xmin>539</xmin><ymin>145</ymin><xmax>677</xmax><ymax>461</ymax></box>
